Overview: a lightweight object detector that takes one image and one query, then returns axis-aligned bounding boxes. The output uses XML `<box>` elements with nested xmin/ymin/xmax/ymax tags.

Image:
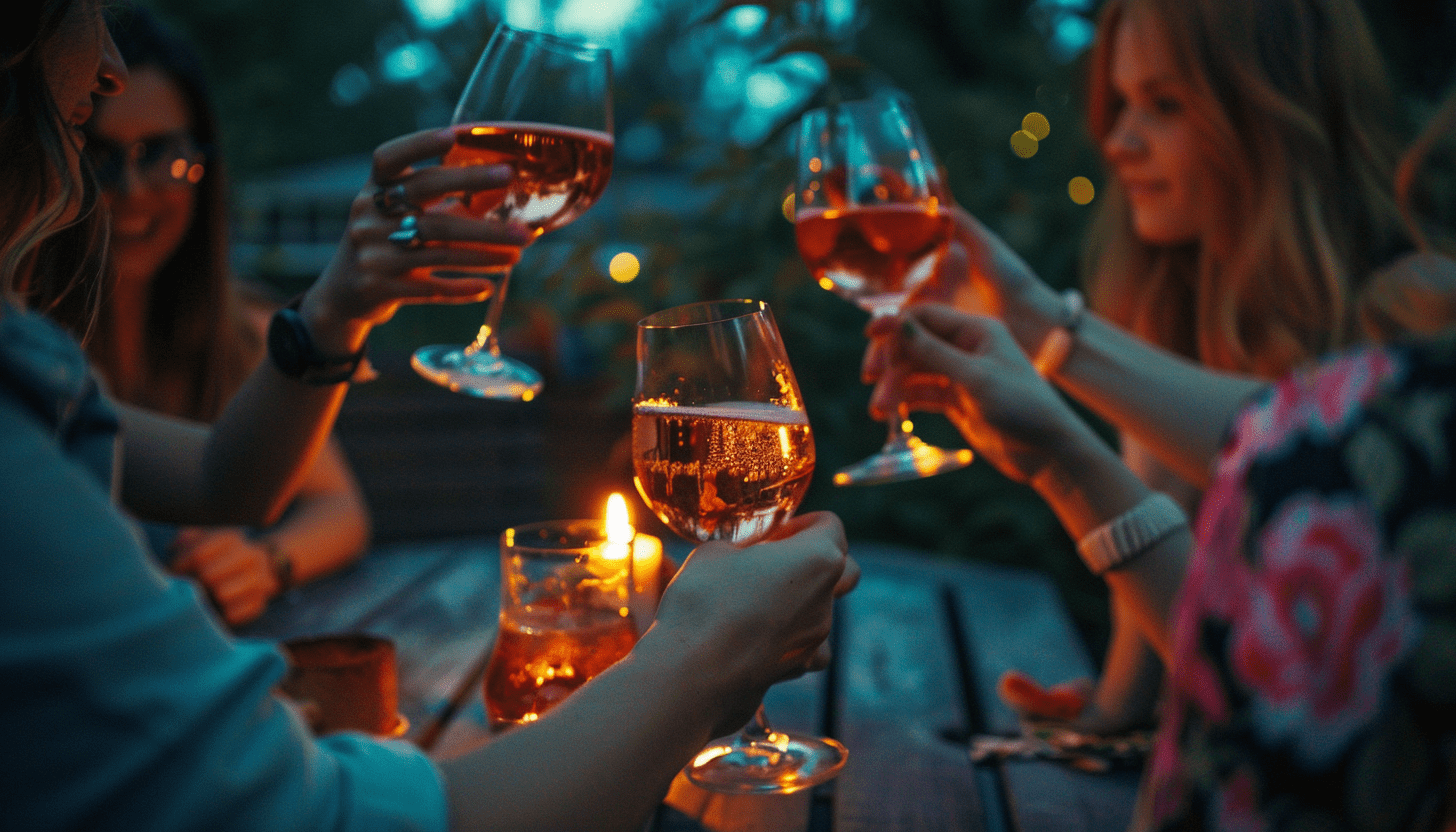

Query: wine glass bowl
<box><xmin>795</xmin><ymin>93</ymin><xmax>973</xmax><ymax>485</ymax></box>
<box><xmin>631</xmin><ymin>299</ymin><xmax>846</xmax><ymax>794</ymax></box>
<box><xmin>411</xmin><ymin>24</ymin><xmax>613</xmax><ymax>399</ymax></box>
<box><xmin>632</xmin><ymin>300</ymin><xmax>815</xmax><ymax>546</ymax></box>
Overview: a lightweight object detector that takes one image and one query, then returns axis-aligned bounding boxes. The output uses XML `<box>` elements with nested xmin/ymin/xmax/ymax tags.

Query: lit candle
<box><xmin>631</xmin><ymin>530</ymin><xmax>663</xmax><ymax>627</ymax></box>
<box><xmin>604</xmin><ymin>493</ymin><xmax>662</xmax><ymax>630</ymax></box>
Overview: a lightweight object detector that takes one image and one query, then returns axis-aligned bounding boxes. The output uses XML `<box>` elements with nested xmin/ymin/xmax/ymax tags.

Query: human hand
<box><xmin>861</xmin><ymin>207</ymin><xmax>1065</xmax><ymax>386</ymax></box>
<box><xmin>169</xmin><ymin>527</ymin><xmax>278</xmax><ymax>626</ymax></box>
<box><xmin>298</xmin><ymin>127</ymin><xmax>536</xmax><ymax>352</ymax></box>
<box><xmin>652</xmin><ymin>512</ymin><xmax>859</xmax><ymax>737</ymax></box>
<box><xmin>865</xmin><ymin>304</ymin><xmax>1094</xmax><ymax>485</ymax></box>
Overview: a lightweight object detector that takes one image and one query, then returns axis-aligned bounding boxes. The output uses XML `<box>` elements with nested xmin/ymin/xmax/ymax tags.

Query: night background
<box><xmin>134</xmin><ymin>0</ymin><xmax>1455</xmax><ymax>657</ymax></box>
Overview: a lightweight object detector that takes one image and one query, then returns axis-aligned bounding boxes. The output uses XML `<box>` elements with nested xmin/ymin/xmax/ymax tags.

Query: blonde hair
<box><xmin>1082</xmin><ymin>0</ymin><xmax>1414</xmax><ymax>378</ymax></box>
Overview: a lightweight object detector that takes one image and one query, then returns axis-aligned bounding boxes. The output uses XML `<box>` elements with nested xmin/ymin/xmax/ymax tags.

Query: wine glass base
<box><xmin>411</xmin><ymin>344</ymin><xmax>544</xmax><ymax>401</ymax></box>
<box><xmin>833</xmin><ymin>437</ymin><xmax>973</xmax><ymax>486</ymax></box>
<box><xmin>685</xmin><ymin>732</ymin><xmax>847</xmax><ymax>795</ymax></box>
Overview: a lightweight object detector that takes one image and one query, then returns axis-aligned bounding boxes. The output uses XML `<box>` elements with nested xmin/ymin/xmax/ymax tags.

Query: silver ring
<box><xmin>387</xmin><ymin>214</ymin><xmax>424</xmax><ymax>250</ymax></box>
<box><xmin>373</xmin><ymin>183</ymin><xmax>417</xmax><ymax>217</ymax></box>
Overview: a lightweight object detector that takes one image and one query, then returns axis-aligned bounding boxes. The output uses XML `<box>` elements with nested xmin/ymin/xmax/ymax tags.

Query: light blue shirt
<box><xmin>0</xmin><ymin>305</ymin><xmax>449</xmax><ymax>831</ymax></box>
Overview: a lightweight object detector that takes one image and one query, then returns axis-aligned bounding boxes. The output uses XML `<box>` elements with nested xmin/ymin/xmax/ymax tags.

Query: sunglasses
<box><xmin>84</xmin><ymin>131</ymin><xmax>208</xmax><ymax>191</ymax></box>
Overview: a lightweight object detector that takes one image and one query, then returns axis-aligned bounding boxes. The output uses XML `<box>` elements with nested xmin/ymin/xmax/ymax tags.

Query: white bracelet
<box><xmin>1032</xmin><ymin>288</ymin><xmax>1085</xmax><ymax>377</ymax></box>
<box><xmin>1076</xmin><ymin>492</ymin><xmax>1188</xmax><ymax>576</ymax></box>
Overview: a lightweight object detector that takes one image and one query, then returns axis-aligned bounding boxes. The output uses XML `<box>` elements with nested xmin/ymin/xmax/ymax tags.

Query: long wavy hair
<box><xmin>1081</xmin><ymin>0</ymin><xmax>1417</xmax><ymax>378</ymax></box>
<box><xmin>0</xmin><ymin>0</ymin><xmax>111</xmax><ymax>328</ymax></box>
<box><xmin>79</xmin><ymin>2</ymin><xmax>253</xmax><ymax>421</ymax></box>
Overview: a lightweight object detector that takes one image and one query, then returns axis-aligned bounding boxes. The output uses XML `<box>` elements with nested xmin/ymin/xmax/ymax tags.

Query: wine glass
<box><xmin>794</xmin><ymin>92</ymin><xmax>974</xmax><ymax>485</ymax></box>
<box><xmin>631</xmin><ymin>299</ymin><xmax>846</xmax><ymax>794</ymax></box>
<box><xmin>411</xmin><ymin>24</ymin><xmax>613</xmax><ymax>399</ymax></box>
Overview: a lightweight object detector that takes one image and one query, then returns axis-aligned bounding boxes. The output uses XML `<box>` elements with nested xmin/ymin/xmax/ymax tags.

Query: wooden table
<box><xmin>239</xmin><ymin>537</ymin><xmax>1141</xmax><ymax>832</ymax></box>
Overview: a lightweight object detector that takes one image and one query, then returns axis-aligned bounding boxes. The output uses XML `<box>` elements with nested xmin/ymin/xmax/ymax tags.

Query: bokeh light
<box><xmin>1068</xmin><ymin>176</ymin><xmax>1095</xmax><ymax>205</ymax></box>
<box><xmin>1010</xmin><ymin>130</ymin><xmax>1039</xmax><ymax>158</ymax></box>
<box><xmin>782</xmin><ymin>192</ymin><xmax>796</xmax><ymax>223</ymax></box>
<box><xmin>609</xmin><ymin>251</ymin><xmax>641</xmax><ymax>283</ymax></box>
<box><xmin>1022</xmin><ymin>112</ymin><xmax>1050</xmax><ymax>140</ymax></box>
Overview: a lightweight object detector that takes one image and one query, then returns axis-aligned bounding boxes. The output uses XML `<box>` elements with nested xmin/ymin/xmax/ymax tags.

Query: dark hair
<box><xmin>1</xmin><ymin>0</ymin><xmax>111</xmax><ymax>324</ymax></box>
<box><xmin>81</xmin><ymin>2</ymin><xmax>249</xmax><ymax>420</ymax></box>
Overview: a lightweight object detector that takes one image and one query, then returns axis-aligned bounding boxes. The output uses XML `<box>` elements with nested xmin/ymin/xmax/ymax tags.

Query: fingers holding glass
<box><xmin>793</xmin><ymin>92</ymin><xmax>974</xmax><ymax>485</ymax></box>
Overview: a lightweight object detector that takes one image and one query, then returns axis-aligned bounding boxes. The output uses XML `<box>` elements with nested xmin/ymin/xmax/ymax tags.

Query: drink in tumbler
<box><xmin>484</xmin><ymin>519</ymin><xmax>636</xmax><ymax>730</ymax></box>
<box><xmin>632</xmin><ymin>401</ymin><xmax>815</xmax><ymax>544</ymax></box>
<box><xmin>484</xmin><ymin>601</ymin><xmax>637</xmax><ymax>726</ymax></box>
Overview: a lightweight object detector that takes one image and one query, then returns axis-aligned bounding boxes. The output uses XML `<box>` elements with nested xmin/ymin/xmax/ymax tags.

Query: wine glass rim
<box><xmin>638</xmin><ymin>299</ymin><xmax>769</xmax><ymax>330</ymax></box>
<box><xmin>502</xmin><ymin>519</ymin><xmax>610</xmax><ymax>552</ymax></box>
<box><xmin>802</xmin><ymin>90</ymin><xmax>913</xmax><ymax>119</ymax></box>
<box><xmin>491</xmin><ymin>22</ymin><xmax>610</xmax><ymax>55</ymax></box>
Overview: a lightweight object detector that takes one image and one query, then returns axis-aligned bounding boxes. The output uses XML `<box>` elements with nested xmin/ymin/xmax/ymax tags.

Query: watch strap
<box><xmin>1076</xmin><ymin>492</ymin><xmax>1188</xmax><ymax>576</ymax></box>
<box><xmin>268</xmin><ymin>298</ymin><xmax>366</xmax><ymax>385</ymax></box>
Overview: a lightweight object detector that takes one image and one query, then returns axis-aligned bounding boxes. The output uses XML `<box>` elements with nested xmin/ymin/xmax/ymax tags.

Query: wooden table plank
<box><xmin>948</xmin><ymin>562</ymin><xmax>1140</xmax><ymax>832</ymax></box>
<box><xmin>238</xmin><ymin>541</ymin><xmax>459</xmax><ymax>641</ymax></box>
<box><xmin>832</xmin><ymin>548</ymin><xmax>985</xmax><ymax>832</ymax></box>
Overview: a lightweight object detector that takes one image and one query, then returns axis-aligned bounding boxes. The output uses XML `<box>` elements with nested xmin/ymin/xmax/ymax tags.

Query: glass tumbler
<box><xmin>484</xmin><ymin>520</ymin><xmax>639</xmax><ymax>729</ymax></box>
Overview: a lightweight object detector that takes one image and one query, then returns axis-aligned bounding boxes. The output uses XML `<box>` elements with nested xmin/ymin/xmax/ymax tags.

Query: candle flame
<box><xmin>606</xmin><ymin>493</ymin><xmax>634</xmax><ymax>546</ymax></box>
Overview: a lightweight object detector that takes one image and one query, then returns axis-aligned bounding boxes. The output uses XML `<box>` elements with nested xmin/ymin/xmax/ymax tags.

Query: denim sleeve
<box><xmin>0</xmin><ymin>392</ymin><xmax>449</xmax><ymax>832</ymax></box>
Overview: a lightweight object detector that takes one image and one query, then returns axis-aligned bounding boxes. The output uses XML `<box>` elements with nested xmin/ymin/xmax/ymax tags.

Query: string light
<box><xmin>1022</xmin><ymin>112</ymin><xmax>1050</xmax><ymax>140</ymax></box>
<box><xmin>609</xmin><ymin>252</ymin><xmax>640</xmax><ymax>283</ymax></box>
<box><xmin>1010</xmin><ymin>130</ymin><xmax>1039</xmax><ymax>158</ymax></box>
<box><xmin>1068</xmin><ymin>176</ymin><xmax>1095</xmax><ymax>205</ymax></box>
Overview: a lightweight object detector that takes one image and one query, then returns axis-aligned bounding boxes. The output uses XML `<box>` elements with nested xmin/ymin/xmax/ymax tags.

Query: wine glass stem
<box><xmin>464</xmin><ymin>267</ymin><xmax>513</xmax><ymax>358</ymax></box>
<box><xmin>741</xmin><ymin>703</ymin><xmax>777</xmax><ymax>743</ymax></box>
<box><xmin>882</xmin><ymin>401</ymin><xmax>914</xmax><ymax>451</ymax></box>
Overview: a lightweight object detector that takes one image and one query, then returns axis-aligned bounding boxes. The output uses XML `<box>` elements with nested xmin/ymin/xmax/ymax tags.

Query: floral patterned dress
<box><xmin>1146</xmin><ymin>330</ymin><xmax>1456</xmax><ymax>831</ymax></box>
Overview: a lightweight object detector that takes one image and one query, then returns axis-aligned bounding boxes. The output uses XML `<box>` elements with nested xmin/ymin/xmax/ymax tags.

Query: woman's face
<box><xmin>88</xmin><ymin>66</ymin><xmax>199</xmax><ymax>291</ymax></box>
<box><xmin>43</xmin><ymin>0</ymin><xmax>126</xmax><ymax>147</ymax></box>
<box><xmin>1101</xmin><ymin>11</ymin><xmax>1222</xmax><ymax>248</ymax></box>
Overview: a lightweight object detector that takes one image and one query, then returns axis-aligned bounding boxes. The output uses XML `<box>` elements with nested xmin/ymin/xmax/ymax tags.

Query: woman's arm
<box><xmin>118</xmin><ymin>128</ymin><xmax>530</xmax><ymax>527</ymax></box>
<box><xmin>168</xmin><ymin>437</ymin><xmax>371</xmax><ymax>626</ymax></box>
<box><xmin>255</xmin><ymin>437</ymin><xmax>371</xmax><ymax>584</ymax></box>
<box><xmin>871</xmin><ymin>305</ymin><xmax>1202</xmax><ymax>658</ymax></box>
<box><xmin>881</xmin><ymin>209</ymin><xmax>1264</xmax><ymax>488</ymax></box>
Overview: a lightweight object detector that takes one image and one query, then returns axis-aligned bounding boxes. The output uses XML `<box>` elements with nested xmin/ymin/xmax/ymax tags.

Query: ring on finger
<box><xmin>372</xmin><ymin>182</ymin><xmax>418</xmax><ymax>217</ymax></box>
<box><xmin>387</xmin><ymin>214</ymin><xmax>425</xmax><ymax>250</ymax></box>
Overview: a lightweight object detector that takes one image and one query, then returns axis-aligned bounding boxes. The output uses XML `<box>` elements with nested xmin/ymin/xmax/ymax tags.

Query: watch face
<box><xmin>268</xmin><ymin>309</ymin><xmax>308</xmax><ymax>376</ymax></box>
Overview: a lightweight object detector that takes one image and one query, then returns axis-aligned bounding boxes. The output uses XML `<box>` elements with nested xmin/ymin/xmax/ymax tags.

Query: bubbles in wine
<box><xmin>632</xmin><ymin>402</ymin><xmax>815</xmax><ymax>544</ymax></box>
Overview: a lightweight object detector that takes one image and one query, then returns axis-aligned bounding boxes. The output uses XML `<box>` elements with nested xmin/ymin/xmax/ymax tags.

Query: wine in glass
<box><xmin>794</xmin><ymin>92</ymin><xmax>974</xmax><ymax>485</ymax></box>
<box><xmin>412</xmin><ymin>24</ymin><xmax>613</xmax><ymax>399</ymax></box>
<box><xmin>632</xmin><ymin>299</ymin><xmax>846</xmax><ymax>794</ymax></box>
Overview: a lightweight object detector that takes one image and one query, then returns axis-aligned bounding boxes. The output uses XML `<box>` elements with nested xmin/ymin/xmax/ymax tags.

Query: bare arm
<box><xmin>870</xmin><ymin>305</ymin><xmax>1201</xmax><ymax>659</ymax></box>
<box><xmin>256</xmin><ymin>437</ymin><xmax>371</xmax><ymax>584</ymax></box>
<box><xmin>117</xmin><ymin>128</ymin><xmax>529</xmax><ymax>528</ymax></box>
<box><xmin>879</xmin><ymin>208</ymin><xmax>1264</xmax><ymax>489</ymax></box>
<box><xmin>1046</xmin><ymin>311</ymin><xmax>1262</xmax><ymax>489</ymax></box>
<box><xmin>166</xmin><ymin>437</ymin><xmax>371</xmax><ymax>627</ymax></box>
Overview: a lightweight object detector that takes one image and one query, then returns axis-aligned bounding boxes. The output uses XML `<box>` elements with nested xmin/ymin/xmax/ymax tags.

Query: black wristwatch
<box><xmin>267</xmin><ymin>299</ymin><xmax>366</xmax><ymax>385</ymax></box>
